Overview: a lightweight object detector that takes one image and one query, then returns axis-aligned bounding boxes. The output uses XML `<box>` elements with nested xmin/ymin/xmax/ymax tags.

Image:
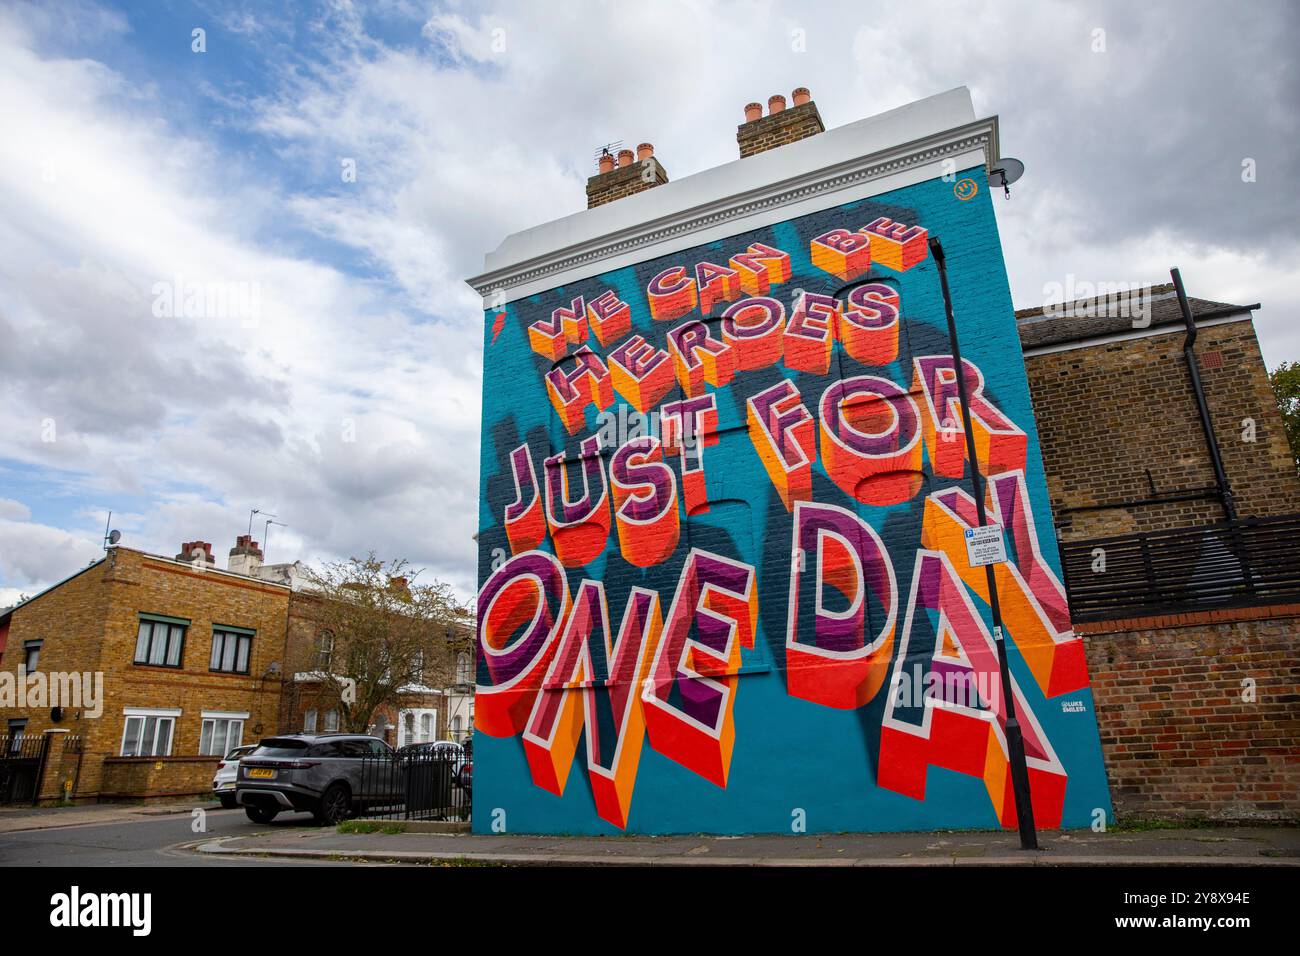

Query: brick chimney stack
<box><xmin>176</xmin><ymin>540</ymin><xmax>215</xmax><ymax>567</ymax></box>
<box><xmin>737</xmin><ymin>87</ymin><xmax>825</xmax><ymax>158</ymax></box>
<box><xmin>227</xmin><ymin>535</ymin><xmax>264</xmax><ymax>576</ymax></box>
<box><xmin>586</xmin><ymin>141</ymin><xmax>670</xmax><ymax>209</ymax></box>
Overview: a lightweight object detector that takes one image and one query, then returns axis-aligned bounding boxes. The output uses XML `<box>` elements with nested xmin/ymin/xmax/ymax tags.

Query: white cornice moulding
<box><xmin>468</xmin><ymin>88</ymin><xmax>1001</xmax><ymax>307</ymax></box>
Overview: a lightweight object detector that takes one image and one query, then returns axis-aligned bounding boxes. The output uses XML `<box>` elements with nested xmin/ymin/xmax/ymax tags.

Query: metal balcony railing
<box><xmin>1059</xmin><ymin>514</ymin><xmax>1300</xmax><ymax>622</ymax></box>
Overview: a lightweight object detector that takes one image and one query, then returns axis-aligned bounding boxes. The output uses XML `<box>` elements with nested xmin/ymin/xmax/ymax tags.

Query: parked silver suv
<box><xmin>235</xmin><ymin>733</ymin><xmax>395</xmax><ymax>825</ymax></box>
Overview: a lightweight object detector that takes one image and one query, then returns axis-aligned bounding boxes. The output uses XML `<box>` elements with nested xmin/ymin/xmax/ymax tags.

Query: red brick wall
<box><xmin>1082</xmin><ymin>609</ymin><xmax>1300</xmax><ymax>821</ymax></box>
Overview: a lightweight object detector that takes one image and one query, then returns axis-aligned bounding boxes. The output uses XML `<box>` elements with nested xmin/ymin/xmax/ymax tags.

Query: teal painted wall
<box><xmin>473</xmin><ymin>167</ymin><xmax>1112</xmax><ymax>834</ymax></box>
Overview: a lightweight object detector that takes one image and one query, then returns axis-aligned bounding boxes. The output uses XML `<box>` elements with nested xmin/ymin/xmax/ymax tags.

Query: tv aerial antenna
<box><xmin>593</xmin><ymin>140</ymin><xmax>624</xmax><ymax>163</ymax></box>
<box><xmin>248</xmin><ymin>508</ymin><xmax>277</xmax><ymax>538</ymax></box>
<box><xmin>264</xmin><ymin>518</ymin><xmax>286</xmax><ymax>556</ymax></box>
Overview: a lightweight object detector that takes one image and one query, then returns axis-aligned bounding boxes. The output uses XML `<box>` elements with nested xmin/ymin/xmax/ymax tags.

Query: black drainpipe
<box><xmin>1171</xmin><ymin>267</ymin><xmax>1237</xmax><ymax>522</ymax></box>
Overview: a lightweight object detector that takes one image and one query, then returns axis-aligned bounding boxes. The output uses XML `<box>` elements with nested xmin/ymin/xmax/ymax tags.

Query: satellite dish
<box><xmin>107</xmin><ymin>529</ymin><xmax>121</xmax><ymax>545</ymax></box>
<box><xmin>988</xmin><ymin>157</ymin><xmax>1025</xmax><ymax>198</ymax></box>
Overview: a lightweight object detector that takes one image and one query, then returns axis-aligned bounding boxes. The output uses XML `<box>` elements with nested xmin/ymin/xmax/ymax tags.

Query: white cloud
<box><xmin>0</xmin><ymin>499</ymin><xmax>31</xmax><ymax>522</ymax></box>
<box><xmin>0</xmin><ymin>515</ymin><xmax>101</xmax><ymax>591</ymax></box>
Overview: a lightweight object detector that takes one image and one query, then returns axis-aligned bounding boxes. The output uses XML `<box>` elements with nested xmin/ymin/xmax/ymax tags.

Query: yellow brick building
<box><xmin>0</xmin><ymin>544</ymin><xmax>290</xmax><ymax>803</ymax></box>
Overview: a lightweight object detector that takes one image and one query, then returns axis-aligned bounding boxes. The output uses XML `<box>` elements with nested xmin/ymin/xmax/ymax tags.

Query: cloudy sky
<box><xmin>2</xmin><ymin>0</ymin><xmax>1296</xmax><ymax>606</ymax></box>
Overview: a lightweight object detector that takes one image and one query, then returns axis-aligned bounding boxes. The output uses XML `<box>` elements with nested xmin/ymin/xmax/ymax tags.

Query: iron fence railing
<box><xmin>0</xmin><ymin>734</ymin><xmax>52</xmax><ymax>805</ymax></box>
<box><xmin>1060</xmin><ymin>514</ymin><xmax>1300</xmax><ymax>622</ymax></box>
<box><xmin>356</xmin><ymin>749</ymin><xmax>470</xmax><ymax>822</ymax></box>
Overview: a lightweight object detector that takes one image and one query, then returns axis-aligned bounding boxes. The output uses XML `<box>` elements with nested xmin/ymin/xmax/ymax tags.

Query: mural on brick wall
<box><xmin>475</xmin><ymin>172</ymin><xmax>1113</xmax><ymax>834</ymax></box>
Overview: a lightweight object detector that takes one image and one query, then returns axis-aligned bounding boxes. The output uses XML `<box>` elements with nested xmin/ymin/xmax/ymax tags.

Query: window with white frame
<box><xmin>120</xmin><ymin>709</ymin><xmax>178</xmax><ymax>756</ymax></box>
<box><xmin>209</xmin><ymin>627</ymin><xmax>253</xmax><ymax>674</ymax></box>
<box><xmin>199</xmin><ymin>713</ymin><xmax>247</xmax><ymax>756</ymax></box>
<box><xmin>314</xmin><ymin>630</ymin><xmax>333</xmax><ymax>670</ymax></box>
<box><xmin>134</xmin><ymin>616</ymin><xmax>187</xmax><ymax>668</ymax></box>
<box><xmin>303</xmin><ymin>708</ymin><xmax>318</xmax><ymax>732</ymax></box>
<box><xmin>323</xmin><ymin>709</ymin><xmax>339</xmax><ymax>732</ymax></box>
<box><xmin>456</xmin><ymin>652</ymin><xmax>472</xmax><ymax>685</ymax></box>
<box><xmin>420</xmin><ymin>713</ymin><xmax>433</xmax><ymax>741</ymax></box>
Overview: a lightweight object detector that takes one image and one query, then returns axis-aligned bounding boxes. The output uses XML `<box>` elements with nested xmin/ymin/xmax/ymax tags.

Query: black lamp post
<box><xmin>928</xmin><ymin>237</ymin><xmax>1037</xmax><ymax>850</ymax></box>
<box><xmin>828</xmin><ymin>237</ymin><xmax>1039</xmax><ymax>850</ymax></box>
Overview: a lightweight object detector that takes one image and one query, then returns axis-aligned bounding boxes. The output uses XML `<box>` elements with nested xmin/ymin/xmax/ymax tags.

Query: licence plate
<box><xmin>248</xmin><ymin>768</ymin><xmax>275</xmax><ymax>779</ymax></box>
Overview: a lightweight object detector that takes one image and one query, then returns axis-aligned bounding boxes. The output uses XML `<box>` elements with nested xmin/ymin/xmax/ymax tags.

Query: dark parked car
<box><xmin>235</xmin><ymin>733</ymin><xmax>396</xmax><ymax>825</ymax></box>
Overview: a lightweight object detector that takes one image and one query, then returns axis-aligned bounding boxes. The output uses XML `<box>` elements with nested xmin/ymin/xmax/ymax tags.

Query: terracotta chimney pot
<box><xmin>617</xmin><ymin>148</ymin><xmax>634</xmax><ymax>167</ymax></box>
<box><xmin>636</xmin><ymin>142</ymin><xmax>653</xmax><ymax>161</ymax></box>
<box><xmin>768</xmin><ymin>94</ymin><xmax>786</xmax><ymax>114</ymax></box>
<box><xmin>598</xmin><ymin>152</ymin><xmax>615</xmax><ymax>174</ymax></box>
<box><xmin>744</xmin><ymin>102</ymin><xmax>762</xmax><ymax>122</ymax></box>
<box><xmin>792</xmin><ymin>87</ymin><xmax>810</xmax><ymax>106</ymax></box>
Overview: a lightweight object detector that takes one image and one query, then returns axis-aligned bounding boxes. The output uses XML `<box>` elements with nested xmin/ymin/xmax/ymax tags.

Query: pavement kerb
<box><xmin>190</xmin><ymin>839</ymin><xmax>1300</xmax><ymax>868</ymax></box>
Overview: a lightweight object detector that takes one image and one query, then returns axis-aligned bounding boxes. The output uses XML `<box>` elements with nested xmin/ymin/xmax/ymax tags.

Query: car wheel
<box><xmin>245</xmin><ymin>805</ymin><xmax>278</xmax><ymax>824</ymax></box>
<box><xmin>315</xmin><ymin>782</ymin><xmax>351</xmax><ymax>826</ymax></box>
<box><xmin>219</xmin><ymin>794</ymin><xmax>238</xmax><ymax>810</ymax></box>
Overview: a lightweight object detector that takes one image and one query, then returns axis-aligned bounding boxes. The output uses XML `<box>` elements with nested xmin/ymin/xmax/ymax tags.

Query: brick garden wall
<box><xmin>1082</xmin><ymin>608</ymin><xmax>1300</xmax><ymax>822</ymax></box>
<box><xmin>1025</xmin><ymin>319</ymin><xmax>1300</xmax><ymax>541</ymax></box>
<box><xmin>99</xmin><ymin>755</ymin><xmax>222</xmax><ymax>801</ymax></box>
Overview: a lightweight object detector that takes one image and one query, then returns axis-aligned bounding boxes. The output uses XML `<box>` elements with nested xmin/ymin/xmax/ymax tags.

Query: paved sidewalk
<box><xmin>0</xmin><ymin>801</ymin><xmax>209</xmax><ymax>833</ymax></box>
<box><xmin>193</xmin><ymin>824</ymin><xmax>1300</xmax><ymax>867</ymax></box>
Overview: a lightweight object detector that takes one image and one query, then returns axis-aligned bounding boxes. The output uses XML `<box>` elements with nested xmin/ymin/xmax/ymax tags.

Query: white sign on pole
<box><xmin>964</xmin><ymin>523</ymin><xmax>1007</xmax><ymax>567</ymax></box>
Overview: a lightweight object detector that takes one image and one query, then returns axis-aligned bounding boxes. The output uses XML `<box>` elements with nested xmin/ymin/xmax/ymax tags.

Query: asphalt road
<box><xmin>0</xmin><ymin>806</ymin><xmax>359</xmax><ymax>867</ymax></box>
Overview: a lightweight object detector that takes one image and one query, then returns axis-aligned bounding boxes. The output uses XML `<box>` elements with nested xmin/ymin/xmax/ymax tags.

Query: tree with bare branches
<box><xmin>285</xmin><ymin>553</ymin><xmax>473</xmax><ymax>736</ymax></box>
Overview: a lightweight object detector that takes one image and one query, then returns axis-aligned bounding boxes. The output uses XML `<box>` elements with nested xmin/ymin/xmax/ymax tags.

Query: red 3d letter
<box><xmin>546</xmin><ymin>346</ymin><xmax>614</xmax><ymax>435</ymax></box>
<box><xmin>912</xmin><ymin>355</ymin><xmax>1027</xmax><ymax>479</ymax></box>
<box><xmin>644</xmin><ymin>549</ymin><xmax>757</xmax><ymax>787</ymax></box>
<box><xmin>608</xmin><ymin>334</ymin><xmax>675</xmax><ymax>414</ymax></box>
<box><xmin>610</xmin><ymin>437</ymin><xmax>680</xmax><ymax>567</ymax></box>
<box><xmin>668</xmin><ymin>320</ymin><xmax>735</xmax><ymax>396</ymax></box>
<box><xmin>503</xmin><ymin>443</ymin><xmax>546</xmax><ymax>554</ymax></box>
<box><xmin>544</xmin><ymin>435</ymin><xmax>611</xmax><ymax>567</ymax></box>
<box><xmin>819</xmin><ymin>375</ymin><xmax>924</xmax><ymax>505</ymax></box>
<box><xmin>879</xmin><ymin>550</ymin><xmax>1068</xmax><ymax>829</ymax></box>
<box><xmin>522</xmin><ymin>581</ymin><xmax>663</xmax><ymax>828</ymax></box>
<box><xmin>647</xmin><ymin>266</ymin><xmax>697</xmax><ymax>322</ymax></box>
<box><xmin>785</xmin><ymin>501</ymin><xmax>897</xmax><ymax>709</ymax></box>
<box><xmin>475</xmin><ymin>550</ymin><xmax>570</xmax><ymax>737</ymax></box>
<box><xmin>747</xmin><ymin>380</ymin><xmax>815</xmax><ymax>511</ymax></box>
<box><xmin>838</xmin><ymin>283</ymin><xmax>900</xmax><ymax>367</ymax></box>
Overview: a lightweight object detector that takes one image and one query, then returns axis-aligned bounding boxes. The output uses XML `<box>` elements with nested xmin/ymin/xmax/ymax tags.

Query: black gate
<box><xmin>0</xmin><ymin>734</ymin><xmax>51</xmax><ymax>805</ymax></box>
<box><xmin>357</xmin><ymin>748</ymin><xmax>470</xmax><ymax>822</ymax></box>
